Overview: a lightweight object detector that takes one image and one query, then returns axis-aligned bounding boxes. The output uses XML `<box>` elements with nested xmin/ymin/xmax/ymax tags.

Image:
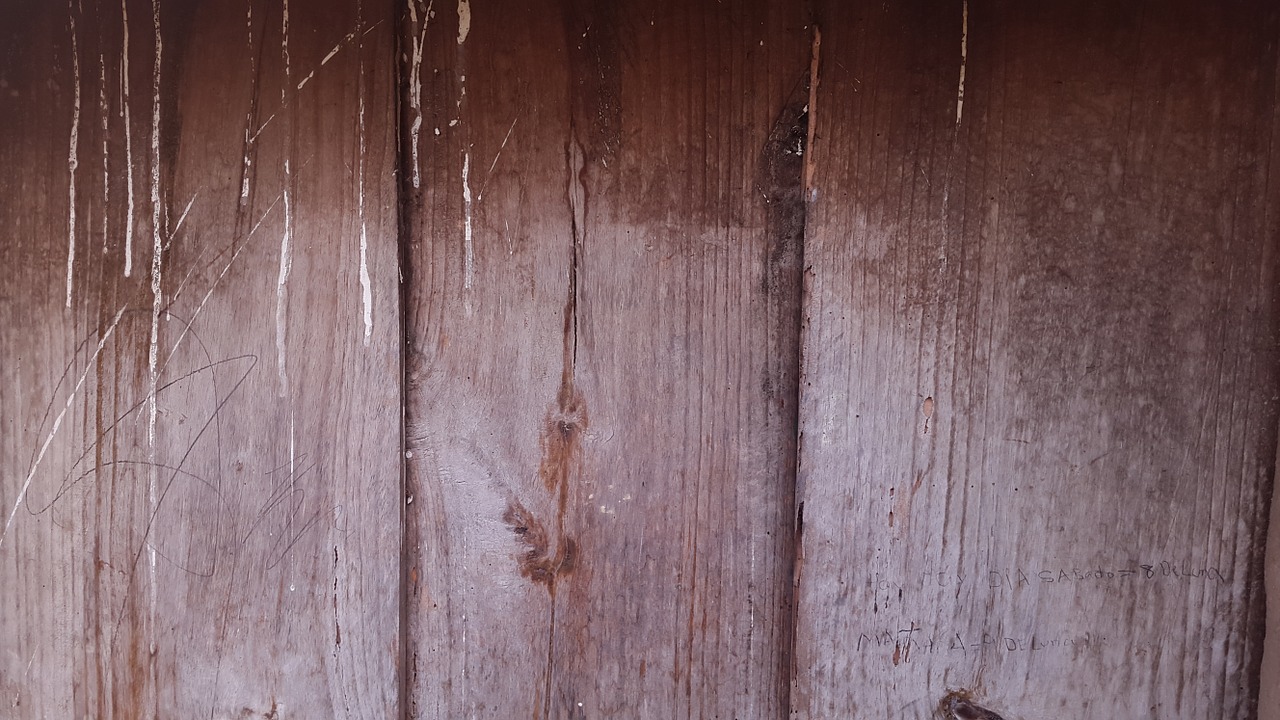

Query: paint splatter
<box><xmin>457</xmin><ymin>0</ymin><xmax>471</xmax><ymax>44</ymax></box>
<box><xmin>462</xmin><ymin>150</ymin><xmax>474</xmax><ymax>292</ymax></box>
<box><xmin>357</xmin><ymin>57</ymin><xmax>372</xmax><ymax>344</ymax></box>
<box><xmin>65</xmin><ymin>0</ymin><xmax>82</xmax><ymax>308</ymax></box>
<box><xmin>277</xmin><ymin>160</ymin><xmax>293</xmax><ymax>395</ymax></box>
<box><xmin>408</xmin><ymin>0</ymin><xmax>432</xmax><ymax>189</ymax></box>
<box><xmin>121</xmin><ymin>0</ymin><xmax>135</xmax><ymax>276</ymax></box>
<box><xmin>146</xmin><ymin>0</ymin><xmax>164</xmax><ymax>612</ymax></box>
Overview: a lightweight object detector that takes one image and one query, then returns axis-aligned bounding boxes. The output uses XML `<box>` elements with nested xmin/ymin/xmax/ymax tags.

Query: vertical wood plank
<box><xmin>793</xmin><ymin>1</ymin><xmax>1280</xmax><ymax>718</ymax></box>
<box><xmin>400</xmin><ymin>1</ymin><xmax>808</xmax><ymax>716</ymax></box>
<box><xmin>1265</xmin><ymin>446</ymin><xmax>1280</xmax><ymax>720</ymax></box>
<box><xmin>0</xmin><ymin>1</ymin><xmax>401</xmax><ymax>716</ymax></box>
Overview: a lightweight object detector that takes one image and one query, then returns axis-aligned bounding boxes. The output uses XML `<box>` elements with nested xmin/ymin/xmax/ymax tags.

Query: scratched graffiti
<box><xmin>6</xmin><ymin>236</ymin><xmax>332</xmax><ymax>676</ymax></box>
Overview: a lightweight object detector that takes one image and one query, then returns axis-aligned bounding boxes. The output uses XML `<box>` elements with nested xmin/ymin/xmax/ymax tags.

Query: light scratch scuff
<box><xmin>161</xmin><ymin>192</ymin><xmax>198</xmax><ymax>253</ymax></box>
<box><xmin>250</xmin><ymin>113</ymin><xmax>275</xmax><ymax>142</ymax></box>
<box><xmin>297</xmin><ymin>27</ymin><xmax>361</xmax><ymax>90</ymax></box>
<box><xmin>477</xmin><ymin>117</ymin><xmax>517</xmax><ymax>202</ymax></box>
<box><xmin>0</xmin><ymin>307</ymin><xmax>127</xmax><ymax>551</ymax></box>
<box><xmin>164</xmin><ymin>195</ymin><xmax>281</xmax><ymax>369</ymax></box>
<box><xmin>956</xmin><ymin>0</ymin><xmax>968</xmax><ymax>126</ymax></box>
<box><xmin>65</xmin><ymin>0</ymin><xmax>82</xmax><ymax>308</ymax></box>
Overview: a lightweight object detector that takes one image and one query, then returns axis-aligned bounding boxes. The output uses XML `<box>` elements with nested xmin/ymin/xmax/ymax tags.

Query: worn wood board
<box><xmin>0</xmin><ymin>0</ymin><xmax>401</xmax><ymax>716</ymax></box>
<box><xmin>400</xmin><ymin>0</ymin><xmax>809</xmax><ymax>716</ymax></box>
<box><xmin>792</xmin><ymin>2</ymin><xmax>1280</xmax><ymax>718</ymax></box>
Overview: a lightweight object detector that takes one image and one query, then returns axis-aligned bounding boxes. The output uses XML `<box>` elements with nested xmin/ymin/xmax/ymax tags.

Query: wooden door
<box><xmin>2</xmin><ymin>1</ymin><xmax>1277</xmax><ymax>718</ymax></box>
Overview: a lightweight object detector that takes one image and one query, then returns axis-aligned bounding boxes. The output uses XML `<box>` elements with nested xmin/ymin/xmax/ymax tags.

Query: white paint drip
<box><xmin>288</xmin><ymin>407</ymin><xmax>296</xmax><ymax>561</ymax></box>
<box><xmin>246</xmin><ymin>0</ymin><xmax>255</xmax><ymax>74</ymax></box>
<box><xmin>276</xmin><ymin>0</ymin><xmax>293</xmax><ymax>395</ymax></box>
<box><xmin>99</xmin><ymin>51</ymin><xmax>109</xmax><ymax>254</ymax></box>
<box><xmin>240</xmin><ymin>5</ymin><xmax>255</xmax><ymax>205</ymax></box>
<box><xmin>358</xmin><ymin>92</ymin><xmax>372</xmax><ymax>345</ymax></box>
<box><xmin>956</xmin><ymin>0</ymin><xmax>968</xmax><ymax>126</ymax></box>
<box><xmin>65</xmin><ymin>1</ymin><xmax>81</xmax><ymax>309</ymax></box>
<box><xmin>277</xmin><ymin>160</ymin><xmax>293</xmax><ymax>396</ymax></box>
<box><xmin>281</xmin><ymin>0</ymin><xmax>290</xmax><ymax>102</ymax></box>
<box><xmin>0</xmin><ymin>307</ymin><xmax>126</xmax><ymax>551</ymax></box>
<box><xmin>462</xmin><ymin>150</ymin><xmax>473</xmax><ymax>291</ymax></box>
<box><xmin>241</xmin><ymin>116</ymin><xmax>253</xmax><ymax>200</ymax></box>
<box><xmin>121</xmin><ymin>0</ymin><xmax>134</xmax><ymax>276</ymax></box>
<box><xmin>456</xmin><ymin>0</ymin><xmax>471</xmax><ymax>44</ymax></box>
<box><xmin>408</xmin><ymin>0</ymin><xmax>431</xmax><ymax>189</ymax></box>
<box><xmin>147</xmin><ymin>0</ymin><xmax>163</xmax><ymax>592</ymax></box>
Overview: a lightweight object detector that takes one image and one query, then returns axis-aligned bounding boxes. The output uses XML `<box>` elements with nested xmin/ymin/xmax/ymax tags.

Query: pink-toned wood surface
<box><xmin>2</xmin><ymin>2</ymin><xmax>1278</xmax><ymax>718</ymax></box>
<box><xmin>0</xmin><ymin>1</ymin><xmax>401</xmax><ymax>716</ymax></box>
<box><xmin>792</xmin><ymin>2</ymin><xmax>1280</xmax><ymax>718</ymax></box>
<box><xmin>399</xmin><ymin>1</ymin><xmax>808</xmax><ymax>716</ymax></box>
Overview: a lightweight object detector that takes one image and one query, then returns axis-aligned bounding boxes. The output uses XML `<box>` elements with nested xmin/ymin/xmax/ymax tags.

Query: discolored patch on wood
<box><xmin>540</xmin><ymin>388</ymin><xmax>588</xmax><ymax>497</ymax></box>
<box><xmin>503</xmin><ymin>498</ymin><xmax>577</xmax><ymax>586</ymax></box>
<box><xmin>757</xmin><ymin>88</ymin><xmax>808</xmax><ymax>299</ymax></box>
<box><xmin>937</xmin><ymin>689</ymin><xmax>1006</xmax><ymax>720</ymax></box>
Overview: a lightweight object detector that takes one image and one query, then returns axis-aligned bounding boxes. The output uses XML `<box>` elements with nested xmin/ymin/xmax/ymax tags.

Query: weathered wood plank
<box><xmin>400</xmin><ymin>1</ymin><xmax>808</xmax><ymax>716</ymax></box>
<box><xmin>792</xmin><ymin>2</ymin><xmax>1280</xmax><ymax>718</ymax></box>
<box><xmin>0</xmin><ymin>1</ymin><xmax>401</xmax><ymax>716</ymax></box>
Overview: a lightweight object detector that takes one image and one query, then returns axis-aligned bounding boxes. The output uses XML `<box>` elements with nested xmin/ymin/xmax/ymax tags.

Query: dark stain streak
<box><xmin>762</xmin><ymin>40</ymin><xmax>814</xmax><ymax>704</ymax></box>
<box><xmin>758</xmin><ymin>83</ymin><xmax>809</xmax><ymax>298</ymax></box>
<box><xmin>939</xmin><ymin>690</ymin><xmax>1007</xmax><ymax>720</ymax></box>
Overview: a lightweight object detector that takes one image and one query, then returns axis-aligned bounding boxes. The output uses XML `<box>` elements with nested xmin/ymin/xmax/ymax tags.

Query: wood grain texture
<box><xmin>400</xmin><ymin>0</ymin><xmax>809</xmax><ymax>716</ymax></box>
<box><xmin>792</xmin><ymin>2</ymin><xmax>1280</xmax><ymax>718</ymax></box>
<box><xmin>0</xmin><ymin>1</ymin><xmax>401</xmax><ymax>716</ymax></box>
<box><xmin>1264</xmin><ymin>443</ymin><xmax>1280</xmax><ymax>720</ymax></box>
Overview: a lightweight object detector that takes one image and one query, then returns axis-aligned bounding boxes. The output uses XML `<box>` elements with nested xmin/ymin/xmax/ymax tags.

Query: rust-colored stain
<box><xmin>505</xmin><ymin>183</ymin><xmax>589</xmax><ymax>592</ymax></box>
<box><xmin>505</xmin><ymin>325</ymin><xmax>587</xmax><ymax>589</ymax></box>
<box><xmin>540</xmin><ymin>383</ymin><xmax>587</xmax><ymax>501</ymax></box>
<box><xmin>503</xmin><ymin>497</ymin><xmax>576</xmax><ymax>586</ymax></box>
